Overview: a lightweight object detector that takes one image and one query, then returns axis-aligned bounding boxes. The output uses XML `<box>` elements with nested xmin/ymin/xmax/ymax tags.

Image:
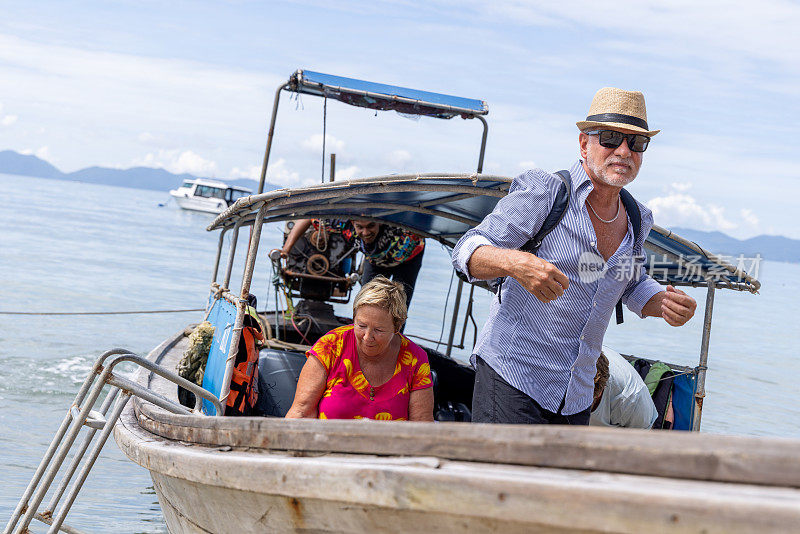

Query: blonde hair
<box><xmin>353</xmin><ymin>276</ymin><xmax>408</xmax><ymax>331</ymax></box>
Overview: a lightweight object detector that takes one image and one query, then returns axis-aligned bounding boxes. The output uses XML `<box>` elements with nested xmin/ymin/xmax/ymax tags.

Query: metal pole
<box><xmin>15</xmin><ymin>367</ymin><xmax>112</xmax><ymax>533</ymax></box>
<box><xmin>6</xmin><ymin>349</ymin><xmax>133</xmax><ymax>534</ymax></box>
<box><xmin>692</xmin><ymin>284</ymin><xmax>715</xmax><ymax>431</ymax></box>
<box><xmin>330</xmin><ymin>153</ymin><xmax>336</xmax><ymax>182</ymax></box>
<box><xmin>321</xmin><ymin>96</ymin><xmax>327</xmax><ymax>184</ymax></box>
<box><xmin>241</xmin><ymin>204</ymin><xmax>268</xmax><ymax>298</ymax></box>
<box><xmin>223</xmin><ymin>220</ymin><xmax>243</xmax><ymax>289</ymax></box>
<box><xmin>219</xmin><ymin>204</ymin><xmax>268</xmax><ymax>412</ymax></box>
<box><xmin>475</xmin><ymin>115</ymin><xmax>489</xmax><ymax>174</ymax></box>
<box><xmin>445</xmin><ymin>278</ymin><xmax>464</xmax><ymax>357</ymax></box>
<box><xmin>257</xmin><ymin>83</ymin><xmax>288</xmax><ymax>194</ymax></box>
<box><xmin>44</xmin><ymin>388</ymin><xmax>121</xmax><ymax>514</ymax></box>
<box><xmin>48</xmin><ymin>393</ymin><xmax>132</xmax><ymax>534</ymax></box>
<box><xmin>459</xmin><ymin>284</ymin><xmax>476</xmax><ymax>347</ymax></box>
<box><xmin>443</xmin><ymin>115</ymin><xmax>487</xmax><ymax>357</ymax></box>
<box><xmin>212</xmin><ymin>228</ymin><xmax>228</xmax><ymax>283</ymax></box>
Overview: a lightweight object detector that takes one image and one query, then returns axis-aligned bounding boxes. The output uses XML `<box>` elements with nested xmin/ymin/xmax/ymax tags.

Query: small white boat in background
<box><xmin>169</xmin><ymin>178</ymin><xmax>251</xmax><ymax>214</ymax></box>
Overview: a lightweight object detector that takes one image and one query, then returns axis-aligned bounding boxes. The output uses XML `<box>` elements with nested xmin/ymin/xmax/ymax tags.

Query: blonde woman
<box><xmin>286</xmin><ymin>276</ymin><xmax>434</xmax><ymax>421</ymax></box>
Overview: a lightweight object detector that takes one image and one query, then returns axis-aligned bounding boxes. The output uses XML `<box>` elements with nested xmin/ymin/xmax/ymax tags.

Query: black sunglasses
<box><xmin>584</xmin><ymin>130</ymin><xmax>650</xmax><ymax>153</ymax></box>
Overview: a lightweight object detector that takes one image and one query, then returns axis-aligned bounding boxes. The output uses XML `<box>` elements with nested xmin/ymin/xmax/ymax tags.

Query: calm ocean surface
<box><xmin>2</xmin><ymin>172</ymin><xmax>798</xmax><ymax>531</ymax></box>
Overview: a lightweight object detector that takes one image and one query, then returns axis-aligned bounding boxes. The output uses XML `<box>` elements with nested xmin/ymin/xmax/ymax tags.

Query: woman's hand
<box><xmin>285</xmin><ymin>357</ymin><xmax>327</xmax><ymax>418</ymax></box>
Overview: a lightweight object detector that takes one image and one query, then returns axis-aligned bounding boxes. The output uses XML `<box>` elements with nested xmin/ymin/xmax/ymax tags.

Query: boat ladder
<box><xmin>4</xmin><ymin>348</ymin><xmax>222</xmax><ymax>534</ymax></box>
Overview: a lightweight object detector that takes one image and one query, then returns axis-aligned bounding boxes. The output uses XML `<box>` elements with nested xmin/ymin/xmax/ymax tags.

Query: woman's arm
<box><xmin>408</xmin><ymin>388</ymin><xmax>434</xmax><ymax>422</ymax></box>
<box><xmin>285</xmin><ymin>356</ymin><xmax>327</xmax><ymax>418</ymax></box>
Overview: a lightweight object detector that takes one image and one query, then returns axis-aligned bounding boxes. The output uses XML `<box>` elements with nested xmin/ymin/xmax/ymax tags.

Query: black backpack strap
<box><xmin>496</xmin><ymin>170</ymin><xmax>572</xmax><ymax>302</ymax></box>
<box><xmin>619</xmin><ymin>188</ymin><xmax>641</xmax><ymax>242</ymax></box>
<box><xmin>615</xmin><ymin>188</ymin><xmax>642</xmax><ymax>324</ymax></box>
<box><xmin>520</xmin><ymin>170</ymin><xmax>572</xmax><ymax>253</ymax></box>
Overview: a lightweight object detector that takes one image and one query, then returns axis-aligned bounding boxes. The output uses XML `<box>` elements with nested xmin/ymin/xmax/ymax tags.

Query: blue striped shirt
<box><xmin>451</xmin><ymin>160</ymin><xmax>663</xmax><ymax>414</ymax></box>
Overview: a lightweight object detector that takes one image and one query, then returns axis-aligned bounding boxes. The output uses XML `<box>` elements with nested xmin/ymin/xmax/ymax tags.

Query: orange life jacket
<box><xmin>226</xmin><ymin>306</ymin><xmax>264</xmax><ymax>416</ymax></box>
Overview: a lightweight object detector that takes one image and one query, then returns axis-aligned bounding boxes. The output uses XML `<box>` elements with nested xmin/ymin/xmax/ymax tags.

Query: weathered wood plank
<box><xmin>129</xmin><ymin>330</ymin><xmax>800</xmax><ymax>489</ymax></box>
<box><xmin>115</xmin><ymin>407</ymin><xmax>800</xmax><ymax>534</ymax></box>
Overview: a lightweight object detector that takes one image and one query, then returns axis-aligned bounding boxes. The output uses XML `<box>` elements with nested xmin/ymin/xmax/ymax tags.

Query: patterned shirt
<box><xmin>451</xmin><ymin>160</ymin><xmax>663</xmax><ymax>414</ymax></box>
<box><xmin>360</xmin><ymin>225</ymin><xmax>425</xmax><ymax>268</ymax></box>
<box><xmin>309</xmin><ymin>325</ymin><xmax>433</xmax><ymax>420</ymax></box>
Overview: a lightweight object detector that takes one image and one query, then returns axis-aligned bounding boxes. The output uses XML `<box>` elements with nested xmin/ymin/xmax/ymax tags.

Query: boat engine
<box><xmin>281</xmin><ymin>220</ymin><xmax>359</xmax><ymax>303</ymax></box>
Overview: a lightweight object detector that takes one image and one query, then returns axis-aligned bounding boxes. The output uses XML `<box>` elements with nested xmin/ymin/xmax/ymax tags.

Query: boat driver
<box><xmin>452</xmin><ymin>87</ymin><xmax>697</xmax><ymax>425</ymax></box>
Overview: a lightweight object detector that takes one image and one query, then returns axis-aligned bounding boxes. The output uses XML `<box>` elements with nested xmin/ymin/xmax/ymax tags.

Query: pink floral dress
<box><xmin>308</xmin><ymin>325</ymin><xmax>432</xmax><ymax>420</ymax></box>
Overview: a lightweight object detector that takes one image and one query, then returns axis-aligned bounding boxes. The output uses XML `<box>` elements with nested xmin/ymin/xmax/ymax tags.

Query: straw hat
<box><xmin>576</xmin><ymin>87</ymin><xmax>660</xmax><ymax>136</ymax></box>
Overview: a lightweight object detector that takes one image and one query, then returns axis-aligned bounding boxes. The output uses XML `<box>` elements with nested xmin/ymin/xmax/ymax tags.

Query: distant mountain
<box><xmin>0</xmin><ymin>150</ymin><xmax>65</xmax><ymax>179</ymax></box>
<box><xmin>669</xmin><ymin>227</ymin><xmax>800</xmax><ymax>264</ymax></box>
<box><xmin>0</xmin><ymin>149</ymin><xmax>279</xmax><ymax>193</ymax></box>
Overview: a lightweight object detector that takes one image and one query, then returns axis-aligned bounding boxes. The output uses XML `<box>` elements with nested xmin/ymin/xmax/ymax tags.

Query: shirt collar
<box><xmin>570</xmin><ymin>160</ymin><xmax>594</xmax><ymax>203</ymax></box>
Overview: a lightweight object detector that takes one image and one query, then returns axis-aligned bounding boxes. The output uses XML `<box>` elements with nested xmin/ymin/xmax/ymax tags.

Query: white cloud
<box><xmin>229</xmin><ymin>164</ymin><xmax>261</xmax><ymax>181</ymax></box>
<box><xmin>35</xmin><ymin>146</ymin><xmax>51</xmax><ymax>161</ymax></box>
<box><xmin>334</xmin><ymin>165</ymin><xmax>360</xmax><ymax>181</ymax></box>
<box><xmin>647</xmin><ymin>192</ymin><xmax>737</xmax><ymax>232</ymax></box>
<box><xmin>740</xmin><ymin>208</ymin><xmax>759</xmax><ymax>228</ymax></box>
<box><xmin>137</xmin><ymin>131</ymin><xmax>174</xmax><ymax>147</ymax></box>
<box><xmin>670</xmin><ymin>182</ymin><xmax>692</xmax><ymax>192</ymax></box>
<box><xmin>0</xmin><ymin>101</ymin><xmax>17</xmax><ymax>126</ymax></box>
<box><xmin>0</xmin><ymin>33</ymin><xmax>283</xmax><ymax>171</ymax></box>
<box><xmin>387</xmin><ymin>149</ymin><xmax>412</xmax><ymax>168</ymax></box>
<box><xmin>479</xmin><ymin>1</ymin><xmax>800</xmax><ymax>72</ymax></box>
<box><xmin>301</xmin><ymin>134</ymin><xmax>346</xmax><ymax>155</ymax></box>
<box><xmin>266</xmin><ymin>158</ymin><xmax>301</xmax><ymax>186</ymax></box>
<box><xmin>132</xmin><ymin>149</ymin><xmax>219</xmax><ymax>176</ymax></box>
<box><xmin>518</xmin><ymin>160</ymin><xmax>537</xmax><ymax>171</ymax></box>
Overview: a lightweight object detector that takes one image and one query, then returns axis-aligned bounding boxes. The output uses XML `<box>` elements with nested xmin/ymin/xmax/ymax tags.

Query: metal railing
<box><xmin>5</xmin><ymin>348</ymin><xmax>222</xmax><ymax>534</ymax></box>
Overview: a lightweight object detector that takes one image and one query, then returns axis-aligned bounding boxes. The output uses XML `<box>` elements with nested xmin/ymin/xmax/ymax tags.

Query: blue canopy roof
<box><xmin>210</xmin><ymin>174</ymin><xmax>760</xmax><ymax>293</ymax></box>
<box><xmin>290</xmin><ymin>70</ymin><xmax>488</xmax><ymax>119</ymax></box>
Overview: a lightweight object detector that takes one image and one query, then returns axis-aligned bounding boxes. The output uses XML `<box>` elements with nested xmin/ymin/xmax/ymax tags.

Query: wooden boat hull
<box><xmin>113</xmin><ymin>330</ymin><xmax>800</xmax><ymax>533</ymax></box>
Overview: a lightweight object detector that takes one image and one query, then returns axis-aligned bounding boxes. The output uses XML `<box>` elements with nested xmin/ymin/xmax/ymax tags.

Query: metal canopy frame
<box><xmin>217</xmin><ymin>68</ymin><xmax>491</xmax><ymax>410</ymax></box>
<box><xmin>208</xmin><ymin>173</ymin><xmax>760</xmax><ymax>294</ymax></box>
<box><xmin>208</xmin><ymin>173</ymin><xmax>761</xmax><ymax>430</ymax></box>
<box><xmin>256</xmin><ymin>69</ymin><xmax>490</xmax><ymax>195</ymax></box>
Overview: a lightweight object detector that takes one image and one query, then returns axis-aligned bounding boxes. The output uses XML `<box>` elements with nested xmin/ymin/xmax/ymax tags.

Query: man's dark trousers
<box><xmin>472</xmin><ymin>356</ymin><xmax>591</xmax><ymax>425</ymax></box>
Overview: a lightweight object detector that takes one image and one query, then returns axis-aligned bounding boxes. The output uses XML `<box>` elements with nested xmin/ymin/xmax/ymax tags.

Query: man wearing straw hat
<box><xmin>452</xmin><ymin>87</ymin><xmax>697</xmax><ymax>425</ymax></box>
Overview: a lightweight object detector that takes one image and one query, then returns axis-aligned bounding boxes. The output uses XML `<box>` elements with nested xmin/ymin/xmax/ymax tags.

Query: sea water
<box><xmin>1</xmin><ymin>172</ymin><xmax>798</xmax><ymax>532</ymax></box>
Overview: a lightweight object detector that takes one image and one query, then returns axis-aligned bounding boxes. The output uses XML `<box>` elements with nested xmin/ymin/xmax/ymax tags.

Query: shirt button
<box><xmin>580</xmin><ymin>335</ymin><xmax>585</xmax><ymax>340</ymax></box>
<box><xmin>593</xmin><ymin>302</ymin><xmax>597</xmax><ymax>307</ymax></box>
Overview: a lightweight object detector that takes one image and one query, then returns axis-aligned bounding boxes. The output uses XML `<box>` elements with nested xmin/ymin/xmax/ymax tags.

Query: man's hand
<box><xmin>660</xmin><ymin>285</ymin><xmax>696</xmax><ymax>326</ymax></box>
<box><xmin>510</xmin><ymin>253</ymin><xmax>570</xmax><ymax>303</ymax></box>
<box><xmin>467</xmin><ymin>246</ymin><xmax>569</xmax><ymax>304</ymax></box>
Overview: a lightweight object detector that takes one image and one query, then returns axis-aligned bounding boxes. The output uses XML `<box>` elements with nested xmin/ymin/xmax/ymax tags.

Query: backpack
<box><xmin>466</xmin><ymin>169</ymin><xmax>642</xmax><ymax>324</ymax></box>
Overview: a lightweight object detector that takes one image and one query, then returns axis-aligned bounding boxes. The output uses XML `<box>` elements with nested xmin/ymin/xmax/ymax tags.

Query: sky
<box><xmin>1</xmin><ymin>1</ymin><xmax>798</xmax><ymax>239</ymax></box>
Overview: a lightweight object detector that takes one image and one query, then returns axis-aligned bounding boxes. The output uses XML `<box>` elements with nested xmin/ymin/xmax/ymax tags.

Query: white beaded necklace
<box><xmin>586</xmin><ymin>197</ymin><xmax>621</xmax><ymax>223</ymax></box>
